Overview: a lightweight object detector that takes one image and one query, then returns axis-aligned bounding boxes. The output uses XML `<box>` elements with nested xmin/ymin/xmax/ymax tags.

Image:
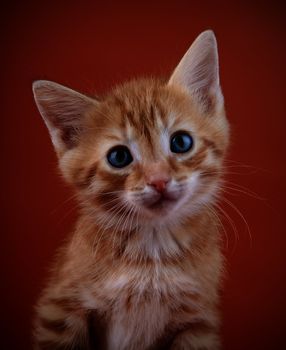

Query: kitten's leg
<box><xmin>33</xmin><ymin>295</ymin><xmax>90</xmax><ymax>350</ymax></box>
<box><xmin>170</xmin><ymin>324</ymin><xmax>221</xmax><ymax>350</ymax></box>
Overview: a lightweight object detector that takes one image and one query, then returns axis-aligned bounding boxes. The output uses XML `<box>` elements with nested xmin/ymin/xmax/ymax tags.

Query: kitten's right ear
<box><xmin>32</xmin><ymin>80</ymin><xmax>97</xmax><ymax>156</ymax></box>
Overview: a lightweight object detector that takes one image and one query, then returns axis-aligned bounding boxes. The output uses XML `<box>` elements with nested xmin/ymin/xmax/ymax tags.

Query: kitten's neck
<box><xmin>73</xmin><ymin>205</ymin><xmax>219</xmax><ymax>264</ymax></box>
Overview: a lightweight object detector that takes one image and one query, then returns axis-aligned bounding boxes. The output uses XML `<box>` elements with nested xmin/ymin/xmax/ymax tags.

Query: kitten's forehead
<box><xmin>103</xmin><ymin>79</ymin><xmax>197</xmax><ymax>145</ymax></box>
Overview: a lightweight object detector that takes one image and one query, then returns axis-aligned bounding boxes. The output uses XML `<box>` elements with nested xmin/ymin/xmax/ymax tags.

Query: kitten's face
<box><xmin>33</xmin><ymin>30</ymin><xmax>229</xmax><ymax>228</ymax></box>
<box><xmin>61</xmin><ymin>80</ymin><xmax>228</xmax><ymax>227</ymax></box>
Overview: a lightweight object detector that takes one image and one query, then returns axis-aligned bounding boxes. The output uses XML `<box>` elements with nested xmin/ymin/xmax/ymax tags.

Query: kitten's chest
<box><xmin>88</xmin><ymin>261</ymin><xmax>202</xmax><ymax>350</ymax></box>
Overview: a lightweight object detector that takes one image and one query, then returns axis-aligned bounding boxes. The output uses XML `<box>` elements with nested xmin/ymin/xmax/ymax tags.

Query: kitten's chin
<box><xmin>148</xmin><ymin>199</ymin><xmax>173</xmax><ymax>209</ymax></box>
<box><xmin>140</xmin><ymin>194</ymin><xmax>180</xmax><ymax>217</ymax></box>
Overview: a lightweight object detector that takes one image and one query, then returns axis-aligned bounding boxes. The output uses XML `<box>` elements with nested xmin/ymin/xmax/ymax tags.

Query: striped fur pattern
<box><xmin>32</xmin><ymin>31</ymin><xmax>229</xmax><ymax>349</ymax></box>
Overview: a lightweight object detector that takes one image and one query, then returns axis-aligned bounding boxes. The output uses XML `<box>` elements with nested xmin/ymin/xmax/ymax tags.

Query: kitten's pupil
<box><xmin>107</xmin><ymin>146</ymin><xmax>133</xmax><ymax>168</ymax></box>
<box><xmin>170</xmin><ymin>132</ymin><xmax>193</xmax><ymax>153</ymax></box>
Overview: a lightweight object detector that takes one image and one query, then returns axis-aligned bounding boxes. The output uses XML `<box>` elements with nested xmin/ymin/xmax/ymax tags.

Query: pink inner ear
<box><xmin>33</xmin><ymin>80</ymin><xmax>96</xmax><ymax>154</ymax></box>
<box><xmin>168</xmin><ymin>30</ymin><xmax>223</xmax><ymax>114</ymax></box>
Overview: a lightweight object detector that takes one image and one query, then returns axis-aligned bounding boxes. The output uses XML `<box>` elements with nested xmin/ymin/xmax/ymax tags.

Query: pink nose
<box><xmin>148</xmin><ymin>178</ymin><xmax>170</xmax><ymax>193</ymax></box>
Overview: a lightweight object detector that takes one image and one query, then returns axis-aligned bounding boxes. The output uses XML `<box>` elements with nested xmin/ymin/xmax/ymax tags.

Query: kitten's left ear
<box><xmin>33</xmin><ymin>80</ymin><xmax>97</xmax><ymax>156</ymax></box>
<box><xmin>168</xmin><ymin>30</ymin><xmax>223</xmax><ymax>113</ymax></box>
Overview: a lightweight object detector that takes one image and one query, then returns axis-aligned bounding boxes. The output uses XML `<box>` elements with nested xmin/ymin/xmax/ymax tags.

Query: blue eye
<box><xmin>107</xmin><ymin>146</ymin><xmax>133</xmax><ymax>168</ymax></box>
<box><xmin>170</xmin><ymin>132</ymin><xmax>193</xmax><ymax>153</ymax></box>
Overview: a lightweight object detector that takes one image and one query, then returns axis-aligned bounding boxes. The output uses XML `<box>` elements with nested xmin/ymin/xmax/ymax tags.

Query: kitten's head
<box><xmin>33</xmin><ymin>30</ymin><xmax>229</xmax><ymax>229</ymax></box>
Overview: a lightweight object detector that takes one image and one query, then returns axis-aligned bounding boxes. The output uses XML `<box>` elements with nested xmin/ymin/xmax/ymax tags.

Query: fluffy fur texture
<box><xmin>32</xmin><ymin>30</ymin><xmax>229</xmax><ymax>350</ymax></box>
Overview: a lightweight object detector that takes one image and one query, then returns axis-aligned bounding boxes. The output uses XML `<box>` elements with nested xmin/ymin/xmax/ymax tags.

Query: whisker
<box><xmin>220</xmin><ymin>196</ymin><xmax>252</xmax><ymax>248</ymax></box>
<box><xmin>49</xmin><ymin>193</ymin><xmax>78</xmax><ymax>216</ymax></box>
<box><xmin>203</xmin><ymin>203</ymin><xmax>229</xmax><ymax>250</ymax></box>
<box><xmin>92</xmin><ymin>202</ymin><xmax>127</xmax><ymax>257</ymax></box>
<box><xmin>219</xmin><ymin>184</ymin><xmax>265</xmax><ymax>201</ymax></box>
<box><xmin>212</xmin><ymin>200</ymin><xmax>239</xmax><ymax>254</ymax></box>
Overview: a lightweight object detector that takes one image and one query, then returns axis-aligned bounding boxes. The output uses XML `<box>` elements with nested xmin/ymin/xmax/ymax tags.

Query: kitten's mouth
<box><xmin>143</xmin><ymin>192</ymin><xmax>179</xmax><ymax>212</ymax></box>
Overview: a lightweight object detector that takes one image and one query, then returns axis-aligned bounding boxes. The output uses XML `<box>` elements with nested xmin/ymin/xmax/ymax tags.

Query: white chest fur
<box><xmin>82</xmin><ymin>261</ymin><xmax>202</xmax><ymax>350</ymax></box>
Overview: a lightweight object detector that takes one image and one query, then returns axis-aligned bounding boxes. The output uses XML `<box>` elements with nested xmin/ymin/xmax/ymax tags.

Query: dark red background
<box><xmin>2</xmin><ymin>1</ymin><xmax>286</xmax><ymax>349</ymax></box>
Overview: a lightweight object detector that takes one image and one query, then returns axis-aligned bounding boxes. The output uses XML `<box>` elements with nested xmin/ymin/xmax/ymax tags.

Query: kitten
<box><xmin>32</xmin><ymin>30</ymin><xmax>229</xmax><ymax>350</ymax></box>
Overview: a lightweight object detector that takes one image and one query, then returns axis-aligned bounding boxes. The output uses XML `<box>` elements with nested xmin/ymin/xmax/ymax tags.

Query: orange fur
<box><xmin>33</xmin><ymin>30</ymin><xmax>229</xmax><ymax>350</ymax></box>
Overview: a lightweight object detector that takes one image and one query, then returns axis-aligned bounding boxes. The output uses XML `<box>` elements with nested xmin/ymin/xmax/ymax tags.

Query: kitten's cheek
<box><xmin>183</xmin><ymin>173</ymin><xmax>200</xmax><ymax>198</ymax></box>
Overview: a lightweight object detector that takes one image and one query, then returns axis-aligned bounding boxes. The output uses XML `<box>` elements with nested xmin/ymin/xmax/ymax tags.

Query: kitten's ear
<box><xmin>32</xmin><ymin>80</ymin><xmax>97</xmax><ymax>155</ymax></box>
<box><xmin>168</xmin><ymin>30</ymin><xmax>223</xmax><ymax>113</ymax></box>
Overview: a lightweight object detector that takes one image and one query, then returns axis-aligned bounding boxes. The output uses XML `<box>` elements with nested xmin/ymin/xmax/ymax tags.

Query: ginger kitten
<box><xmin>32</xmin><ymin>30</ymin><xmax>229</xmax><ymax>350</ymax></box>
